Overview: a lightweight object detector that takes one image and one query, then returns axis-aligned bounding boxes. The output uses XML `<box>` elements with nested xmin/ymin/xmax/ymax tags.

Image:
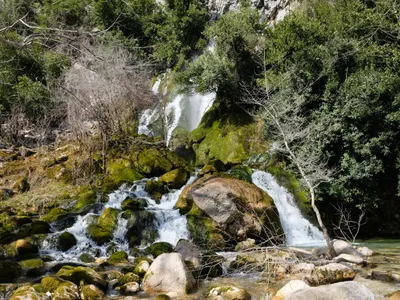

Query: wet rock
<box><xmin>19</xmin><ymin>258</ymin><xmax>45</xmax><ymax>277</ymax></box>
<box><xmin>121</xmin><ymin>198</ymin><xmax>148</xmax><ymax>211</ymax></box>
<box><xmin>80</xmin><ymin>284</ymin><xmax>105</xmax><ymax>300</ymax></box>
<box><xmin>332</xmin><ymin>253</ymin><xmax>367</xmax><ymax>265</ymax></box>
<box><xmin>134</xmin><ymin>260</ymin><xmax>150</xmax><ymax>277</ymax></box>
<box><xmin>208</xmin><ymin>286</ymin><xmax>251</xmax><ymax>300</ymax></box>
<box><xmin>137</xmin><ymin>148</ymin><xmax>187</xmax><ymax>177</ymax></box>
<box><xmin>199</xmin><ymin>164</ymin><xmax>219</xmax><ymax>176</ymax></box>
<box><xmin>123</xmin><ymin>210</ymin><xmax>157</xmax><ymax>246</ymax></box>
<box><xmin>118</xmin><ymin>273</ymin><xmax>141</xmax><ymax>286</ymax></box>
<box><xmin>87</xmin><ymin>208</ymin><xmax>119</xmax><ymax>245</ymax></box>
<box><xmin>307</xmin><ymin>263</ymin><xmax>356</xmax><ymax>285</ymax></box>
<box><xmin>332</xmin><ymin>239</ymin><xmax>362</xmax><ymax>257</ymax></box>
<box><xmin>100</xmin><ymin>270</ymin><xmax>123</xmax><ymax>282</ymax></box>
<box><xmin>107</xmin><ymin>250</ymin><xmax>128</xmax><ymax>264</ymax></box>
<box><xmin>356</xmin><ymin>246</ymin><xmax>375</xmax><ymax>257</ymax></box>
<box><xmin>56</xmin><ymin>265</ymin><xmax>107</xmax><ymax>291</ymax></box>
<box><xmin>229</xmin><ymin>165</ymin><xmax>253</xmax><ymax>183</ymax></box>
<box><xmin>0</xmin><ymin>261</ymin><xmax>22</xmax><ymax>283</ymax></box>
<box><xmin>147</xmin><ymin>242</ymin><xmax>174</xmax><ymax>258</ymax></box>
<box><xmin>79</xmin><ymin>253</ymin><xmax>95</xmax><ymax>263</ymax></box>
<box><xmin>145</xmin><ymin>180</ymin><xmax>168</xmax><ymax>201</ymax></box>
<box><xmin>120</xmin><ymin>282</ymin><xmax>140</xmax><ymax>295</ymax></box>
<box><xmin>286</xmin><ymin>281</ymin><xmax>374</xmax><ymax>300</ymax></box>
<box><xmin>15</xmin><ymin>238</ymin><xmax>38</xmax><ymax>256</ymax></box>
<box><xmin>276</xmin><ymin>280</ymin><xmax>309</xmax><ymax>299</ymax></box>
<box><xmin>41</xmin><ymin>276</ymin><xmax>64</xmax><ymax>292</ymax></box>
<box><xmin>10</xmin><ymin>286</ymin><xmax>49</xmax><ymax>300</ymax></box>
<box><xmin>159</xmin><ymin>168</ymin><xmax>190</xmax><ymax>189</ymax></box>
<box><xmin>371</xmin><ymin>271</ymin><xmax>400</xmax><ymax>283</ymax></box>
<box><xmin>53</xmin><ymin>281</ymin><xmax>80</xmax><ymax>300</ymax></box>
<box><xmin>58</xmin><ymin>232</ymin><xmax>77</xmax><ymax>251</ymax></box>
<box><xmin>143</xmin><ymin>253</ymin><xmax>195</xmax><ymax>295</ymax></box>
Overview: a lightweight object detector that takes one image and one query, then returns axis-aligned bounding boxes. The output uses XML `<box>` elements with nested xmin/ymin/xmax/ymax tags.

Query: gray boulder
<box><xmin>287</xmin><ymin>281</ymin><xmax>374</xmax><ymax>300</ymax></box>
<box><xmin>143</xmin><ymin>253</ymin><xmax>195</xmax><ymax>295</ymax></box>
<box><xmin>333</xmin><ymin>239</ymin><xmax>363</xmax><ymax>257</ymax></box>
<box><xmin>333</xmin><ymin>253</ymin><xmax>367</xmax><ymax>265</ymax></box>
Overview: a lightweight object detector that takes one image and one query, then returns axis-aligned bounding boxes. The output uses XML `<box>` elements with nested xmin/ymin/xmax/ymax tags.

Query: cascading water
<box><xmin>252</xmin><ymin>170</ymin><xmax>326</xmax><ymax>247</ymax></box>
<box><xmin>40</xmin><ymin>176</ymin><xmax>195</xmax><ymax>261</ymax></box>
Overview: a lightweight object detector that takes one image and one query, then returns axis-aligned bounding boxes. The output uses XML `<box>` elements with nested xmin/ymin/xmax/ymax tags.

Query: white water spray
<box><xmin>252</xmin><ymin>170</ymin><xmax>326</xmax><ymax>247</ymax></box>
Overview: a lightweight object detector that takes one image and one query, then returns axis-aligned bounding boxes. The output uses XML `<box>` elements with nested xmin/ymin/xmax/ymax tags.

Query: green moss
<box><xmin>13</xmin><ymin>177</ymin><xmax>30</xmax><ymax>193</ymax></box>
<box><xmin>145</xmin><ymin>180</ymin><xmax>167</xmax><ymax>201</ymax></box>
<box><xmin>10</xmin><ymin>286</ymin><xmax>45</xmax><ymax>300</ymax></box>
<box><xmin>40</xmin><ymin>207</ymin><xmax>67</xmax><ymax>223</ymax></box>
<box><xmin>80</xmin><ymin>284</ymin><xmax>105</xmax><ymax>299</ymax></box>
<box><xmin>19</xmin><ymin>258</ymin><xmax>45</xmax><ymax>277</ymax></box>
<box><xmin>56</xmin><ymin>265</ymin><xmax>107</xmax><ymax>290</ymax></box>
<box><xmin>159</xmin><ymin>168</ymin><xmax>190</xmax><ymax>189</ymax></box>
<box><xmin>74</xmin><ymin>190</ymin><xmax>97</xmax><ymax>211</ymax></box>
<box><xmin>137</xmin><ymin>148</ymin><xmax>174</xmax><ymax>176</ymax></box>
<box><xmin>147</xmin><ymin>242</ymin><xmax>174</xmax><ymax>258</ymax></box>
<box><xmin>79</xmin><ymin>253</ymin><xmax>95</xmax><ymax>263</ymax></box>
<box><xmin>108</xmin><ymin>250</ymin><xmax>128</xmax><ymax>264</ymax></box>
<box><xmin>174</xmin><ymin>196</ymin><xmax>193</xmax><ymax>215</ymax></box>
<box><xmin>117</xmin><ymin>272</ymin><xmax>141</xmax><ymax>286</ymax></box>
<box><xmin>156</xmin><ymin>294</ymin><xmax>171</xmax><ymax>300</ymax></box>
<box><xmin>87</xmin><ymin>208</ymin><xmax>119</xmax><ymax>245</ymax></box>
<box><xmin>103</xmin><ymin>159</ymin><xmax>144</xmax><ymax>191</ymax></box>
<box><xmin>229</xmin><ymin>165</ymin><xmax>253</xmax><ymax>183</ymax></box>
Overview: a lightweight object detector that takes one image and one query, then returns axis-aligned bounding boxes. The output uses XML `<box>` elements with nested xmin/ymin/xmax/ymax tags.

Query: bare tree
<box><xmin>242</xmin><ymin>73</ymin><xmax>337</xmax><ymax>257</ymax></box>
<box><xmin>332</xmin><ymin>204</ymin><xmax>366</xmax><ymax>243</ymax></box>
<box><xmin>58</xmin><ymin>42</ymin><xmax>157</xmax><ymax>174</ymax></box>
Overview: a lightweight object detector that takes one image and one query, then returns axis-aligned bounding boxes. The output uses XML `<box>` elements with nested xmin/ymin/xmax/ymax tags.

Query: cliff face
<box><xmin>207</xmin><ymin>0</ymin><xmax>298</xmax><ymax>22</ymax></box>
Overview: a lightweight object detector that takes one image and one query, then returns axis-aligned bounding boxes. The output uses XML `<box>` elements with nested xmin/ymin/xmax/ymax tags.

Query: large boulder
<box><xmin>19</xmin><ymin>258</ymin><xmax>45</xmax><ymax>277</ymax></box>
<box><xmin>286</xmin><ymin>281</ymin><xmax>374</xmax><ymax>300</ymax></box>
<box><xmin>176</xmin><ymin>176</ymin><xmax>283</xmax><ymax>248</ymax></box>
<box><xmin>143</xmin><ymin>253</ymin><xmax>195</xmax><ymax>295</ymax></box>
<box><xmin>332</xmin><ymin>253</ymin><xmax>367</xmax><ymax>265</ymax></box>
<box><xmin>137</xmin><ymin>148</ymin><xmax>187</xmax><ymax>177</ymax></box>
<box><xmin>122</xmin><ymin>210</ymin><xmax>157</xmax><ymax>246</ymax></box>
<box><xmin>58</xmin><ymin>232</ymin><xmax>77</xmax><ymax>251</ymax></box>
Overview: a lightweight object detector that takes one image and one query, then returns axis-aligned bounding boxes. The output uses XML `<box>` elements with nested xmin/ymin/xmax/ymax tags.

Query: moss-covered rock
<box><xmin>41</xmin><ymin>276</ymin><xmax>64</xmax><ymax>292</ymax></box>
<box><xmin>87</xmin><ymin>208</ymin><xmax>119</xmax><ymax>245</ymax></box>
<box><xmin>137</xmin><ymin>148</ymin><xmax>187</xmax><ymax>177</ymax></box>
<box><xmin>104</xmin><ymin>159</ymin><xmax>144</xmax><ymax>191</ymax></box>
<box><xmin>121</xmin><ymin>198</ymin><xmax>148</xmax><ymax>211</ymax></box>
<box><xmin>122</xmin><ymin>210</ymin><xmax>157</xmax><ymax>246</ymax></box>
<box><xmin>74</xmin><ymin>190</ymin><xmax>97</xmax><ymax>212</ymax></box>
<box><xmin>145</xmin><ymin>180</ymin><xmax>168</xmax><ymax>201</ymax></box>
<box><xmin>159</xmin><ymin>168</ymin><xmax>190</xmax><ymax>189</ymax></box>
<box><xmin>14</xmin><ymin>238</ymin><xmax>39</xmax><ymax>256</ymax></box>
<box><xmin>0</xmin><ymin>261</ymin><xmax>22</xmax><ymax>283</ymax></box>
<box><xmin>79</xmin><ymin>253</ymin><xmax>95</xmax><ymax>263</ymax></box>
<box><xmin>147</xmin><ymin>242</ymin><xmax>174</xmax><ymax>258</ymax></box>
<box><xmin>40</xmin><ymin>207</ymin><xmax>68</xmax><ymax>223</ymax></box>
<box><xmin>229</xmin><ymin>165</ymin><xmax>253</xmax><ymax>183</ymax></box>
<box><xmin>107</xmin><ymin>250</ymin><xmax>128</xmax><ymax>264</ymax></box>
<box><xmin>58</xmin><ymin>232</ymin><xmax>77</xmax><ymax>251</ymax></box>
<box><xmin>120</xmin><ymin>282</ymin><xmax>140</xmax><ymax>294</ymax></box>
<box><xmin>10</xmin><ymin>286</ymin><xmax>48</xmax><ymax>300</ymax></box>
<box><xmin>199</xmin><ymin>164</ymin><xmax>218</xmax><ymax>177</ymax></box>
<box><xmin>53</xmin><ymin>281</ymin><xmax>80</xmax><ymax>300</ymax></box>
<box><xmin>80</xmin><ymin>284</ymin><xmax>105</xmax><ymax>300</ymax></box>
<box><xmin>118</xmin><ymin>272</ymin><xmax>141</xmax><ymax>286</ymax></box>
<box><xmin>56</xmin><ymin>265</ymin><xmax>107</xmax><ymax>291</ymax></box>
<box><xmin>12</xmin><ymin>177</ymin><xmax>30</xmax><ymax>193</ymax></box>
<box><xmin>156</xmin><ymin>294</ymin><xmax>171</xmax><ymax>300</ymax></box>
<box><xmin>134</xmin><ymin>260</ymin><xmax>150</xmax><ymax>277</ymax></box>
<box><xmin>14</xmin><ymin>220</ymin><xmax>51</xmax><ymax>241</ymax></box>
<box><xmin>19</xmin><ymin>258</ymin><xmax>45</xmax><ymax>277</ymax></box>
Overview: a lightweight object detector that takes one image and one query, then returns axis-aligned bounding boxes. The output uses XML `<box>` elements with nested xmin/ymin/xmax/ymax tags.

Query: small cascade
<box><xmin>252</xmin><ymin>170</ymin><xmax>326</xmax><ymax>247</ymax></box>
<box><xmin>40</xmin><ymin>176</ymin><xmax>195</xmax><ymax>261</ymax></box>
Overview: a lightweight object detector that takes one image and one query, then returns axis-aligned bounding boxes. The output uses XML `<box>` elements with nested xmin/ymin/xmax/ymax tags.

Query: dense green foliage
<box><xmin>181</xmin><ymin>0</ymin><xmax>400</xmax><ymax>234</ymax></box>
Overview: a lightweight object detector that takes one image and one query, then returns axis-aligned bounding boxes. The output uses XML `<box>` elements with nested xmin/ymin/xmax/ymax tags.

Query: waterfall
<box><xmin>164</xmin><ymin>91</ymin><xmax>215</xmax><ymax>145</ymax></box>
<box><xmin>252</xmin><ymin>170</ymin><xmax>326</xmax><ymax>247</ymax></box>
<box><xmin>40</xmin><ymin>177</ymin><xmax>194</xmax><ymax>261</ymax></box>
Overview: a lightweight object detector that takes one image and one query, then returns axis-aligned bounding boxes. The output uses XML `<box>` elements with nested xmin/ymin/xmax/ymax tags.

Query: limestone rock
<box><xmin>332</xmin><ymin>239</ymin><xmax>363</xmax><ymax>257</ymax></box>
<box><xmin>208</xmin><ymin>286</ymin><xmax>251</xmax><ymax>300</ymax></box>
<box><xmin>120</xmin><ymin>282</ymin><xmax>141</xmax><ymax>295</ymax></box>
<box><xmin>175</xmin><ymin>239</ymin><xmax>201</xmax><ymax>268</ymax></box>
<box><xmin>356</xmin><ymin>246</ymin><xmax>375</xmax><ymax>257</ymax></box>
<box><xmin>276</xmin><ymin>280</ymin><xmax>309</xmax><ymax>299</ymax></box>
<box><xmin>134</xmin><ymin>260</ymin><xmax>150</xmax><ymax>277</ymax></box>
<box><xmin>332</xmin><ymin>253</ymin><xmax>367</xmax><ymax>265</ymax></box>
<box><xmin>53</xmin><ymin>281</ymin><xmax>80</xmax><ymax>300</ymax></box>
<box><xmin>143</xmin><ymin>253</ymin><xmax>195</xmax><ymax>295</ymax></box>
<box><xmin>287</xmin><ymin>281</ymin><xmax>374</xmax><ymax>300</ymax></box>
